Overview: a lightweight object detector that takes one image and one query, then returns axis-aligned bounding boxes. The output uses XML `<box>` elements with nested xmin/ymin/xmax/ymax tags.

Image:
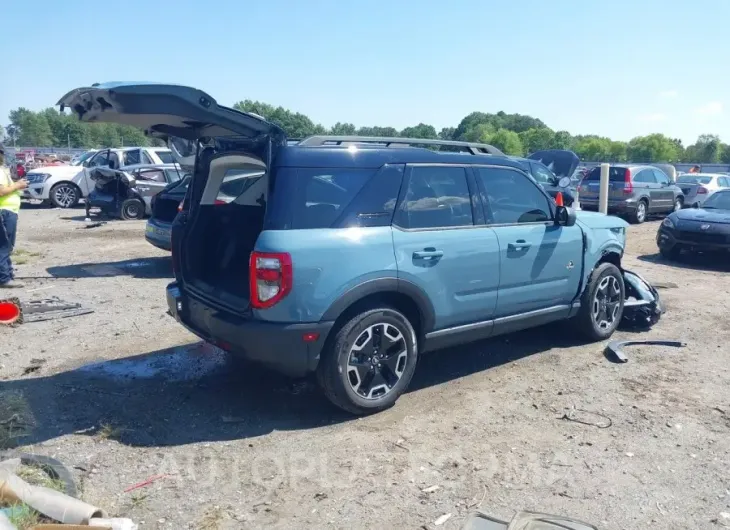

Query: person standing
<box><xmin>0</xmin><ymin>144</ymin><xmax>28</xmax><ymax>288</ymax></box>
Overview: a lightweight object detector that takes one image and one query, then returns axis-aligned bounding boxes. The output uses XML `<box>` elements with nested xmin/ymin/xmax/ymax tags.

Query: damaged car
<box><xmin>86</xmin><ymin>164</ymin><xmax>185</xmax><ymax>220</ymax></box>
<box><xmin>59</xmin><ymin>82</ymin><xmax>662</xmax><ymax>415</ymax></box>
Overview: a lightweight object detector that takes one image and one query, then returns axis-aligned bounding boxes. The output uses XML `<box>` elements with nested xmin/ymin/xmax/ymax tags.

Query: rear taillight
<box><xmin>698</xmin><ymin>186</ymin><xmax>708</xmax><ymax>194</ymax></box>
<box><xmin>177</xmin><ymin>201</ymin><xmax>183</xmax><ymax>212</ymax></box>
<box><xmin>249</xmin><ymin>251</ymin><xmax>292</xmax><ymax>309</ymax></box>
<box><xmin>623</xmin><ymin>168</ymin><xmax>633</xmax><ymax>194</ymax></box>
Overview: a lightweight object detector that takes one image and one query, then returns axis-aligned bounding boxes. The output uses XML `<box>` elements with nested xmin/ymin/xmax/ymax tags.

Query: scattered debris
<box><xmin>78</xmin><ymin>221</ymin><xmax>107</xmax><ymax>230</ymax></box>
<box><xmin>622</xmin><ymin>270</ymin><xmax>664</xmax><ymax>329</ymax></box>
<box><xmin>434</xmin><ymin>513</ymin><xmax>452</xmax><ymax>526</ymax></box>
<box><xmin>625</xmin><ymin>452</ymin><xmax>634</xmax><ymax>457</ymax></box>
<box><xmin>651</xmin><ymin>281</ymin><xmax>678</xmax><ymax>290</ymax></box>
<box><xmin>605</xmin><ymin>339</ymin><xmax>686</xmax><ymax>363</ymax></box>
<box><xmin>314</xmin><ymin>492</ymin><xmax>328</xmax><ymax>501</ymax></box>
<box><xmin>123</xmin><ymin>474</ymin><xmax>169</xmax><ymax>493</ymax></box>
<box><xmin>21</xmin><ymin>359</ymin><xmax>47</xmax><ymax>376</ymax></box>
<box><xmin>394</xmin><ymin>439</ymin><xmax>410</xmax><ymax>451</ymax></box>
<box><xmin>560</xmin><ymin>408</ymin><xmax>612</xmax><ymax>429</ymax></box>
<box><xmin>421</xmin><ymin>485</ymin><xmax>440</xmax><ymax>494</ymax></box>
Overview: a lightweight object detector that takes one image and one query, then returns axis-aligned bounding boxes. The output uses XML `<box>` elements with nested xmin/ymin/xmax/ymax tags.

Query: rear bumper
<box><xmin>145</xmin><ymin>218</ymin><xmax>172</xmax><ymax>251</ymax></box>
<box><xmin>166</xmin><ymin>283</ymin><xmax>334</xmax><ymax>377</ymax></box>
<box><xmin>657</xmin><ymin>226</ymin><xmax>730</xmax><ymax>251</ymax></box>
<box><xmin>580</xmin><ymin>198</ymin><xmax>638</xmax><ymax>214</ymax></box>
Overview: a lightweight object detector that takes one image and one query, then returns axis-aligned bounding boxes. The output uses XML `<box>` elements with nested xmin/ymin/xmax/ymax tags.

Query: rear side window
<box><xmin>137</xmin><ymin>169</ymin><xmax>165</xmax><ymax>182</ymax></box>
<box><xmin>678</xmin><ymin>175</ymin><xmax>713</xmax><ymax>185</ymax></box>
<box><xmin>394</xmin><ymin>166</ymin><xmax>473</xmax><ymax>229</ymax></box>
<box><xmin>123</xmin><ymin>149</ymin><xmax>141</xmax><ymax>166</ymax></box>
<box><xmin>718</xmin><ymin>177</ymin><xmax>730</xmax><ymax>187</ymax></box>
<box><xmin>586</xmin><ymin>167</ymin><xmax>628</xmax><ymax>182</ymax></box>
<box><xmin>267</xmin><ymin>167</ymin><xmax>402</xmax><ymax>230</ymax></box>
<box><xmin>634</xmin><ymin>170</ymin><xmax>657</xmax><ymax>183</ymax></box>
<box><xmin>653</xmin><ymin>169</ymin><xmax>670</xmax><ymax>185</ymax></box>
<box><xmin>155</xmin><ymin>150</ymin><xmax>175</xmax><ymax>164</ymax></box>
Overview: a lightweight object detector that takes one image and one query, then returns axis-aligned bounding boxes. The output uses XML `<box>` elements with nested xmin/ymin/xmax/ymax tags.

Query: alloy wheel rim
<box><xmin>54</xmin><ymin>186</ymin><xmax>75</xmax><ymax>207</ymax></box>
<box><xmin>637</xmin><ymin>203</ymin><xmax>646</xmax><ymax>222</ymax></box>
<box><xmin>347</xmin><ymin>323</ymin><xmax>408</xmax><ymax>400</ymax></box>
<box><xmin>126</xmin><ymin>204</ymin><xmax>140</xmax><ymax>217</ymax></box>
<box><xmin>592</xmin><ymin>276</ymin><xmax>621</xmax><ymax>330</ymax></box>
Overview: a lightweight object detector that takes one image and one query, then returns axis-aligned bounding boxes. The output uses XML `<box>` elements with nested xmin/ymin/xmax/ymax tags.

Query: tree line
<box><xmin>3</xmin><ymin>102</ymin><xmax>729</xmax><ymax>164</ymax></box>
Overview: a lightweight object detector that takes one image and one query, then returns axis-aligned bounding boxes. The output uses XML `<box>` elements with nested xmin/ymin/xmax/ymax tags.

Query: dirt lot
<box><xmin>2</xmin><ymin>206</ymin><xmax>730</xmax><ymax>529</ymax></box>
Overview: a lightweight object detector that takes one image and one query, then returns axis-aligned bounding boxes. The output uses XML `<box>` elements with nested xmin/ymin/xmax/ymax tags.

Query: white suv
<box><xmin>23</xmin><ymin>146</ymin><xmax>175</xmax><ymax>208</ymax></box>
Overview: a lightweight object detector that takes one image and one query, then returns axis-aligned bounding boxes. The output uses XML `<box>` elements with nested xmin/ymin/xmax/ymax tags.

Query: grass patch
<box><xmin>0</xmin><ymin>391</ymin><xmax>34</xmax><ymax>449</ymax></box>
<box><xmin>11</xmin><ymin>248</ymin><xmax>41</xmax><ymax>265</ymax></box>
<box><xmin>96</xmin><ymin>423</ymin><xmax>128</xmax><ymax>441</ymax></box>
<box><xmin>198</xmin><ymin>505</ymin><xmax>229</xmax><ymax>530</ymax></box>
<box><xmin>15</xmin><ymin>464</ymin><xmax>67</xmax><ymax>492</ymax></box>
<box><xmin>2</xmin><ymin>464</ymin><xmax>66</xmax><ymax>530</ymax></box>
<box><xmin>5</xmin><ymin>504</ymin><xmax>41</xmax><ymax>530</ymax></box>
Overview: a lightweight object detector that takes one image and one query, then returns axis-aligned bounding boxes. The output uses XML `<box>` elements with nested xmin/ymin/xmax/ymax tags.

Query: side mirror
<box><xmin>556</xmin><ymin>206</ymin><xmax>577</xmax><ymax>227</ymax></box>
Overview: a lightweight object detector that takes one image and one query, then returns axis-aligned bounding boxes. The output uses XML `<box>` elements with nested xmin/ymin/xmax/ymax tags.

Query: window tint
<box><xmin>137</xmin><ymin>169</ymin><xmax>165</xmax><ymax>182</ymax></box>
<box><xmin>141</xmin><ymin>151</ymin><xmax>154</xmax><ymax>165</ymax></box>
<box><xmin>123</xmin><ymin>149</ymin><xmax>141</xmax><ymax>166</ymax></box>
<box><xmin>718</xmin><ymin>177</ymin><xmax>730</xmax><ymax>188</ymax></box>
<box><xmin>218</xmin><ymin>169</ymin><xmax>265</xmax><ymax>202</ymax></box>
<box><xmin>634</xmin><ymin>170</ymin><xmax>657</xmax><ymax>184</ymax></box>
<box><xmin>586</xmin><ymin>167</ymin><xmax>627</xmax><ymax>182</ymax></box>
<box><xmin>531</xmin><ymin>162</ymin><xmax>556</xmax><ymax>184</ymax></box>
<box><xmin>164</xmin><ymin>169</ymin><xmax>183</xmax><ymax>183</ymax></box>
<box><xmin>395</xmin><ymin>166</ymin><xmax>473</xmax><ymax>229</ymax></box>
<box><xmin>477</xmin><ymin>167</ymin><xmax>552</xmax><ymax>224</ymax></box>
<box><xmin>678</xmin><ymin>175</ymin><xmax>712</xmax><ymax>185</ymax></box>
<box><xmin>653</xmin><ymin>169</ymin><xmax>670</xmax><ymax>185</ymax></box>
<box><xmin>155</xmin><ymin>150</ymin><xmax>175</xmax><ymax>164</ymax></box>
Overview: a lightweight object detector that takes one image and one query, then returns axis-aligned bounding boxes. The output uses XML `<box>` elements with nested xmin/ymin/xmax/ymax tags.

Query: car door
<box><xmin>392</xmin><ymin>164</ymin><xmax>501</xmax><ymax>333</ymax></box>
<box><xmin>474</xmin><ymin>165</ymin><xmax>583</xmax><ymax>319</ymax></box>
<box><xmin>135</xmin><ymin>168</ymin><xmax>168</xmax><ymax>211</ymax></box>
<box><xmin>78</xmin><ymin>149</ymin><xmax>111</xmax><ymax>196</ymax></box>
<box><xmin>652</xmin><ymin>168</ymin><xmax>675</xmax><ymax>211</ymax></box>
<box><xmin>633</xmin><ymin>169</ymin><xmax>659</xmax><ymax>211</ymax></box>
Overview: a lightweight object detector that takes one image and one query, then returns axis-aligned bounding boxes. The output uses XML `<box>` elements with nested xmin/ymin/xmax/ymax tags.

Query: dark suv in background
<box><xmin>578</xmin><ymin>164</ymin><xmax>684</xmax><ymax>223</ymax></box>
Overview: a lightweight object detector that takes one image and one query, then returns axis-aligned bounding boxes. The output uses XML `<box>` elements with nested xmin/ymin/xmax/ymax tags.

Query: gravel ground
<box><xmin>1</xmin><ymin>206</ymin><xmax>729</xmax><ymax>529</ymax></box>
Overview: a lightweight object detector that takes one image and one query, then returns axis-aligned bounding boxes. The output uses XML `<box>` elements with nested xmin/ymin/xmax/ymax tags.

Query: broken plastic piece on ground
<box><xmin>89</xmin><ymin>517</ymin><xmax>139</xmax><ymax>529</ymax></box>
<box><xmin>0</xmin><ymin>298</ymin><xmax>22</xmax><ymax>325</ymax></box>
<box><xmin>462</xmin><ymin>510</ymin><xmax>598</xmax><ymax>529</ymax></box>
<box><xmin>0</xmin><ymin>297</ymin><xmax>94</xmax><ymax>326</ymax></box>
<box><xmin>621</xmin><ymin>269</ymin><xmax>663</xmax><ymax>329</ymax></box>
<box><xmin>605</xmin><ymin>339</ymin><xmax>687</xmax><ymax>363</ymax></box>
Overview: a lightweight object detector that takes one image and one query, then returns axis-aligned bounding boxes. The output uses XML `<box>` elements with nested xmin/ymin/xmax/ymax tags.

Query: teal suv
<box><xmin>60</xmin><ymin>83</ymin><xmax>645</xmax><ymax>415</ymax></box>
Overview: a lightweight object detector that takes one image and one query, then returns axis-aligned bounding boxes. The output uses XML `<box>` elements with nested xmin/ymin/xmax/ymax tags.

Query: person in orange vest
<box><xmin>689</xmin><ymin>165</ymin><xmax>701</xmax><ymax>173</ymax></box>
<box><xmin>0</xmin><ymin>144</ymin><xmax>28</xmax><ymax>288</ymax></box>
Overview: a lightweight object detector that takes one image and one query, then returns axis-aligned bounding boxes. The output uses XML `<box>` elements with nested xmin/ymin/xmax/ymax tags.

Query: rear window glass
<box><xmin>217</xmin><ymin>169</ymin><xmax>265</xmax><ymax>203</ymax></box>
<box><xmin>585</xmin><ymin>167</ymin><xmax>628</xmax><ymax>182</ymax></box>
<box><xmin>155</xmin><ymin>150</ymin><xmax>174</xmax><ymax>164</ymax></box>
<box><xmin>267</xmin><ymin>166</ymin><xmax>403</xmax><ymax>230</ymax></box>
<box><xmin>678</xmin><ymin>175</ymin><xmax>713</xmax><ymax>185</ymax></box>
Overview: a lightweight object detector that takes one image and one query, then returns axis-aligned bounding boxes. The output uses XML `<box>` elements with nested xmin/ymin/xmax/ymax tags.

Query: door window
<box><xmin>653</xmin><ymin>169</ymin><xmax>670</xmax><ymax>185</ymax></box>
<box><xmin>395</xmin><ymin>166</ymin><xmax>473</xmax><ymax>229</ymax></box>
<box><xmin>476</xmin><ymin>167</ymin><xmax>552</xmax><ymax>224</ymax></box>
<box><xmin>530</xmin><ymin>162</ymin><xmax>556</xmax><ymax>185</ymax></box>
<box><xmin>718</xmin><ymin>177</ymin><xmax>730</xmax><ymax>188</ymax></box>
<box><xmin>136</xmin><ymin>169</ymin><xmax>165</xmax><ymax>182</ymax></box>
<box><xmin>141</xmin><ymin>151</ymin><xmax>154</xmax><ymax>164</ymax></box>
<box><xmin>634</xmin><ymin>170</ymin><xmax>657</xmax><ymax>184</ymax></box>
<box><xmin>122</xmin><ymin>149</ymin><xmax>141</xmax><ymax>166</ymax></box>
<box><xmin>87</xmin><ymin>151</ymin><xmax>110</xmax><ymax>167</ymax></box>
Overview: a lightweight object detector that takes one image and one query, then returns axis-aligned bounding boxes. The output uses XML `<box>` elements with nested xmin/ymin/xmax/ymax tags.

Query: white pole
<box><xmin>599</xmin><ymin>163</ymin><xmax>610</xmax><ymax>214</ymax></box>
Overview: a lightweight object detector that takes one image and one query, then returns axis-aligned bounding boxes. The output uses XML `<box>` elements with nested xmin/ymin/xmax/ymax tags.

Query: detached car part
<box><xmin>606</xmin><ymin>339</ymin><xmax>686</xmax><ymax>363</ymax></box>
<box><xmin>621</xmin><ymin>269</ymin><xmax>663</xmax><ymax>329</ymax></box>
<box><xmin>0</xmin><ymin>297</ymin><xmax>93</xmax><ymax>326</ymax></box>
<box><xmin>462</xmin><ymin>510</ymin><xmax>598</xmax><ymax>530</ymax></box>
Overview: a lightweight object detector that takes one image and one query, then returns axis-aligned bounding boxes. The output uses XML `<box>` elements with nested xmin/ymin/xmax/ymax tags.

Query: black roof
<box><xmin>274</xmin><ymin>145</ymin><xmax>526</xmax><ymax>170</ymax></box>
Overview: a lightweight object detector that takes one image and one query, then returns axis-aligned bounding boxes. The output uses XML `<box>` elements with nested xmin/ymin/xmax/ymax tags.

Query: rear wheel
<box><xmin>120</xmin><ymin>198</ymin><xmax>145</xmax><ymax>220</ymax></box>
<box><xmin>317</xmin><ymin>307</ymin><xmax>418</xmax><ymax>415</ymax></box>
<box><xmin>576</xmin><ymin>262</ymin><xmax>625</xmax><ymax>341</ymax></box>
<box><xmin>629</xmin><ymin>200</ymin><xmax>648</xmax><ymax>224</ymax></box>
<box><xmin>49</xmin><ymin>183</ymin><xmax>80</xmax><ymax>209</ymax></box>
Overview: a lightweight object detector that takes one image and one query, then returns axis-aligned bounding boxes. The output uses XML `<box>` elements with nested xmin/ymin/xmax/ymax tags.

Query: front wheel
<box><xmin>672</xmin><ymin>197</ymin><xmax>683</xmax><ymax>212</ymax></box>
<box><xmin>660</xmin><ymin>245</ymin><xmax>682</xmax><ymax>261</ymax></box>
<box><xmin>576</xmin><ymin>262</ymin><xmax>625</xmax><ymax>341</ymax></box>
<box><xmin>49</xmin><ymin>183</ymin><xmax>80</xmax><ymax>209</ymax></box>
<box><xmin>629</xmin><ymin>200</ymin><xmax>648</xmax><ymax>224</ymax></box>
<box><xmin>120</xmin><ymin>198</ymin><xmax>145</xmax><ymax>220</ymax></box>
<box><xmin>317</xmin><ymin>307</ymin><xmax>418</xmax><ymax>415</ymax></box>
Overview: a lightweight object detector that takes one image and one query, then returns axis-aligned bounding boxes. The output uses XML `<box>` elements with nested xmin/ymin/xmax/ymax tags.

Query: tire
<box><xmin>49</xmin><ymin>183</ymin><xmax>80</xmax><ymax>209</ymax></box>
<box><xmin>316</xmin><ymin>307</ymin><xmax>418</xmax><ymax>415</ymax></box>
<box><xmin>575</xmin><ymin>262</ymin><xmax>625</xmax><ymax>342</ymax></box>
<box><xmin>629</xmin><ymin>200</ymin><xmax>648</xmax><ymax>224</ymax></box>
<box><xmin>120</xmin><ymin>198</ymin><xmax>145</xmax><ymax>220</ymax></box>
<box><xmin>660</xmin><ymin>245</ymin><xmax>682</xmax><ymax>260</ymax></box>
<box><xmin>672</xmin><ymin>197</ymin><xmax>683</xmax><ymax>213</ymax></box>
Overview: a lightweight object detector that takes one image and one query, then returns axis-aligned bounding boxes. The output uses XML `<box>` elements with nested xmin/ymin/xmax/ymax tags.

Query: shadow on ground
<box><xmin>46</xmin><ymin>256</ymin><xmax>173</xmax><ymax>280</ymax></box>
<box><xmin>638</xmin><ymin>251</ymin><xmax>730</xmax><ymax>273</ymax></box>
<box><xmin>1</xmin><ymin>326</ymin><xmax>583</xmax><ymax>448</ymax></box>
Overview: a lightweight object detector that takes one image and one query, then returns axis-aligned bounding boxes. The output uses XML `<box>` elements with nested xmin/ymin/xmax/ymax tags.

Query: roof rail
<box><xmin>297</xmin><ymin>135</ymin><xmax>505</xmax><ymax>156</ymax></box>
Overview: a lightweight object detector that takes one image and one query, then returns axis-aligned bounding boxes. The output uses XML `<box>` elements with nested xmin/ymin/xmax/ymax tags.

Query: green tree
<box><xmin>626</xmin><ymin>134</ymin><xmax>679</xmax><ymax>162</ymax></box>
<box><xmin>356</xmin><ymin>126</ymin><xmax>399</xmax><ymax>137</ymax></box>
<box><xmin>686</xmin><ymin>134</ymin><xmax>722</xmax><ymax>163</ymax></box>
<box><xmin>9</xmin><ymin>108</ymin><xmax>54</xmax><ymax>146</ymax></box>
<box><xmin>720</xmin><ymin>143</ymin><xmax>730</xmax><ymax>164</ymax></box>
<box><xmin>399</xmin><ymin>123</ymin><xmax>437</xmax><ymax>139</ymax></box>
<box><xmin>233</xmin><ymin>100</ymin><xmax>325</xmax><ymax>138</ymax></box>
<box><xmin>453</xmin><ymin>111</ymin><xmax>546</xmax><ymax>140</ymax></box>
<box><xmin>488</xmin><ymin>129</ymin><xmax>523</xmax><ymax>156</ymax></box>
<box><xmin>438</xmin><ymin>127</ymin><xmax>455</xmax><ymax>140</ymax></box>
<box><xmin>552</xmin><ymin>130</ymin><xmax>572</xmax><ymax>150</ymax></box>
<box><xmin>329</xmin><ymin>122</ymin><xmax>357</xmax><ymax>135</ymax></box>
<box><xmin>573</xmin><ymin>136</ymin><xmax>611</xmax><ymax>161</ymax></box>
<box><xmin>607</xmin><ymin>141</ymin><xmax>628</xmax><ymax>162</ymax></box>
<box><xmin>519</xmin><ymin>128</ymin><xmax>556</xmax><ymax>153</ymax></box>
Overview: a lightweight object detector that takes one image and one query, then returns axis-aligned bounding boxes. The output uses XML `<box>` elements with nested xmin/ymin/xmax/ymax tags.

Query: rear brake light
<box><xmin>177</xmin><ymin>200</ymin><xmax>184</xmax><ymax>212</ymax></box>
<box><xmin>249</xmin><ymin>251</ymin><xmax>292</xmax><ymax>309</ymax></box>
<box><xmin>698</xmin><ymin>186</ymin><xmax>708</xmax><ymax>194</ymax></box>
<box><xmin>623</xmin><ymin>168</ymin><xmax>633</xmax><ymax>194</ymax></box>
<box><xmin>214</xmin><ymin>199</ymin><xmax>227</xmax><ymax>205</ymax></box>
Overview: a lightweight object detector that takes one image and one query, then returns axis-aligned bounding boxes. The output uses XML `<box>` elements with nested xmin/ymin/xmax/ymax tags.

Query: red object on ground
<box><xmin>123</xmin><ymin>474</ymin><xmax>169</xmax><ymax>493</ymax></box>
<box><xmin>0</xmin><ymin>300</ymin><xmax>21</xmax><ymax>325</ymax></box>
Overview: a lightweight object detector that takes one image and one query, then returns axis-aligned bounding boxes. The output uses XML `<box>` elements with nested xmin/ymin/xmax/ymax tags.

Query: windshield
<box><xmin>71</xmin><ymin>151</ymin><xmax>96</xmax><ymax>166</ymax></box>
<box><xmin>702</xmin><ymin>191</ymin><xmax>730</xmax><ymax>209</ymax></box>
<box><xmin>678</xmin><ymin>175</ymin><xmax>713</xmax><ymax>185</ymax></box>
